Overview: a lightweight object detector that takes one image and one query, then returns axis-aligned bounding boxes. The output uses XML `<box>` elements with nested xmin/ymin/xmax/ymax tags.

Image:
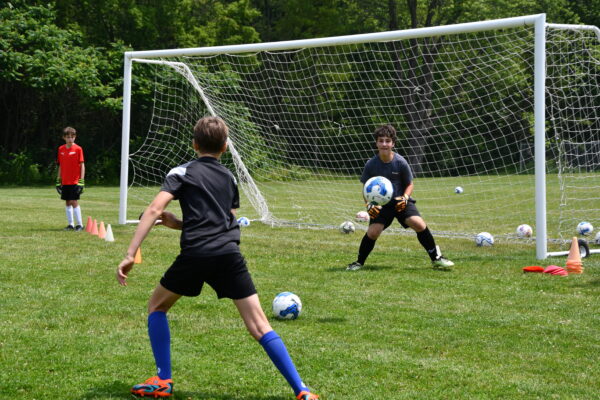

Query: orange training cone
<box><xmin>566</xmin><ymin>237</ymin><xmax>583</xmax><ymax>274</ymax></box>
<box><xmin>98</xmin><ymin>221</ymin><xmax>106</xmax><ymax>239</ymax></box>
<box><xmin>85</xmin><ymin>216</ymin><xmax>93</xmax><ymax>233</ymax></box>
<box><xmin>91</xmin><ymin>219</ymin><xmax>99</xmax><ymax>236</ymax></box>
<box><xmin>134</xmin><ymin>247</ymin><xmax>142</xmax><ymax>264</ymax></box>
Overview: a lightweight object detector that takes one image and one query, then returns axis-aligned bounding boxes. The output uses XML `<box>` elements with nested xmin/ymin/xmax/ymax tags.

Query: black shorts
<box><xmin>369</xmin><ymin>198</ymin><xmax>421</xmax><ymax>229</ymax></box>
<box><xmin>61</xmin><ymin>185</ymin><xmax>81</xmax><ymax>201</ymax></box>
<box><xmin>160</xmin><ymin>252</ymin><xmax>257</xmax><ymax>299</ymax></box>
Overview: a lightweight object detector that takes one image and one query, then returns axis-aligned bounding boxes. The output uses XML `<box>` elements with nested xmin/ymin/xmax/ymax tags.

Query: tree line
<box><xmin>0</xmin><ymin>0</ymin><xmax>597</xmax><ymax>184</ymax></box>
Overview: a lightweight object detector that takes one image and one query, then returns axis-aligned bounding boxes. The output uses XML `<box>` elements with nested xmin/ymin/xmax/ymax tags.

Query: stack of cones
<box><xmin>566</xmin><ymin>237</ymin><xmax>583</xmax><ymax>274</ymax></box>
<box><xmin>85</xmin><ymin>216</ymin><xmax>115</xmax><ymax>242</ymax></box>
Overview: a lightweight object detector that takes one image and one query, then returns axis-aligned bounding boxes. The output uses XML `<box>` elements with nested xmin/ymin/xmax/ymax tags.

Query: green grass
<box><xmin>1</xmin><ymin>187</ymin><xmax>599</xmax><ymax>399</ymax></box>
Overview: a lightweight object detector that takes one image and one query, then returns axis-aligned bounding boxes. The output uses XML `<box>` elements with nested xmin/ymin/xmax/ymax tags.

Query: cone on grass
<box><xmin>104</xmin><ymin>224</ymin><xmax>114</xmax><ymax>242</ymax></box>
<box><xmin>98</xmin><ymin>221</ymin><xmax>106</xmax><ymax>239</ymax></box>
<box><xmin>134</xmin><ymin>247</ymin><xmax>142</xmax><ymax>264</ymax></box>
<box><xmin>85</xmin><ymin>216</ymin><xmax>93</xmax><ymax>233</ymax></box>
<box><xmin>566</xmin><ymin>237</ymin><xmax>583</xmax><ymax>274</ymax></box>
<box><xmin>91</xmin><ymin>219</ymin><xmax>99</xmax><ymax>236</ymax></box>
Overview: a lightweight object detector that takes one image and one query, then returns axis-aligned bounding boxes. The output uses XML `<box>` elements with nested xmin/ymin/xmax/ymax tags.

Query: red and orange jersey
<box><xmin>57</xmin><ymin>143</ymin><xmax>84</xmax><ymax>185</ymax></box>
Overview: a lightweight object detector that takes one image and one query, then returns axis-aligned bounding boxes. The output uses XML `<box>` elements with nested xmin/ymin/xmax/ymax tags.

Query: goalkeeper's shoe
<box><xmin>432</xmin><ymin>256</ymin><xmax>454</xmax><ymax>269</ymax></box>
<box><xmin>346</xmin><ymin>261</ymin><xmax>363</xmax><ymax>271</ymax></box>
<box><xmin>296</xmin><ymin>391</ymin><xmax>320</xmax><ymax>400</ymax></box>
<box><xmin>131</xmin><ymin>376</ymin><xmax>173</xmax><ymax>398</ymax></box>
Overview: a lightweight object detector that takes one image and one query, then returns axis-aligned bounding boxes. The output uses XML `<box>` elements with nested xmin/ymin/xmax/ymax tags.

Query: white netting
<box><xmin>547</xmin><ymin>26</ymin><xmax>600</xmax><ymax>241</ymax></box>
<box><xmin>126</xmin><ymin>22</ymin><xmax>599</xmax><ymax>244</ymax></box>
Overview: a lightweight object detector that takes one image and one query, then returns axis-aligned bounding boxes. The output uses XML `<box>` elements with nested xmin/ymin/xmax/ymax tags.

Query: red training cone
<box><xmin>91</xmin><ymin>219</ymin><xmax>99</xmax><ymax>236</ymax></box>
<box><xmin>85</xmin><ymin>216</ymin><xmax>93</xmax><ymax>233</ymax></box>
<box><xmin>98</xmin><ymin>221</ymin><xmax>106</xmax><ymax>239</ymax></box>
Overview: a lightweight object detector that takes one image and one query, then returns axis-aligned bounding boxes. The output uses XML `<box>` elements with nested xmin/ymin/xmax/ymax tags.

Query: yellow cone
<box><xmin>134</xmin><ymin>247</ymin><xmax>142</xmax><ymax>264</ymax></box>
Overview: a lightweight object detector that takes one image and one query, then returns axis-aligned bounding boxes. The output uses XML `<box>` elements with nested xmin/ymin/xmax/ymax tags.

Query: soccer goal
<box><xmin>120</xmin><ymin>14</ymin><xmax>600</xmax><ymax>259</ymax></box>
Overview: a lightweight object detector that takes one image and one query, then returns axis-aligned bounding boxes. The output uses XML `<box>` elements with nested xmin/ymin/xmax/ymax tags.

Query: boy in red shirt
<box><xmin>56</xmin><ymin>126</ymin><xmax>85</xmax><ymax>231</ymax></box>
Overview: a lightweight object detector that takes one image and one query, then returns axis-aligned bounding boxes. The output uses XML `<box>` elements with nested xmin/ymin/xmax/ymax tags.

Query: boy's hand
<box><xmin>76</xmin><ymin>178</ymin><xmax>85</xmax><ymax>195</ymax></box>
<box><xmin>55</xmin><ymin>177</ymin><xmax>62</xmax><ymax>195</ymax></box>
<box><xmin>395</xmin><ymin>194</ymin><xmax>409</xmax><ymax>212</ymax></box>
<box><xmin>366</xmin><ymin>203</ymin><xmax>381</xmax><ymax>219</ymax></box>
<box><xmin>117</xmin><ymin>255</ymin><xmax>134</xmax><ymax>286</ymax></box>
<box><xmin>158</xmin><ymin>211</ymin><xmax>181</xmax><ymax>229</ymax></box>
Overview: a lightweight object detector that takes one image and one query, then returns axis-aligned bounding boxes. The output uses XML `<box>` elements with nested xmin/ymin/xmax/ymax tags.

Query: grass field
<box><xmin>2</xmin><ymin>187</ymin><xmax>600</xmax><ymax>399</ymax></box>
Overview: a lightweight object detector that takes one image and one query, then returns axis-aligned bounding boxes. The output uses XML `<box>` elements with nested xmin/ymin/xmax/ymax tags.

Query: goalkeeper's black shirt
<box><xmin>360</xmin><ymin>152</ymin><xmax>413</xmax><ymax>200</ymax></box>
<box><xmin>161</xmin><ymin>156</ymin><xmax>240</xmax><ymax>257</ymax></box>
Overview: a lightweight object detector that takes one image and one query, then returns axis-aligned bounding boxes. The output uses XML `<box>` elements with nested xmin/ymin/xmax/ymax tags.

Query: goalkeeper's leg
<box><xmin>347</xmin><ymin>223</ymin><xmax>385</xmax><ymax>270</ymax></box>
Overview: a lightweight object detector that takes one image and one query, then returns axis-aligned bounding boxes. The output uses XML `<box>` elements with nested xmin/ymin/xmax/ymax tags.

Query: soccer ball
<box><xmin>577</xmin><ymin>221</ymin><xmax>593</xmax><ymax>236</ymax></box>
<box><xmin>475</xmin><ymin>232</ymin><xmax>494</xmax><ymax>246</ymax></box>
<box><xmin>272</xmin><ymin>292</ymin><xmax>302</xmax><ymax>320</ymax></box>
<box><xmin>237</xmin><ymin>217</ymin><xmax>250</xmax><ymax>227</ymax></box>
<box><xmin>595</xmin><ymin>231</ymin><xmax>600</xmax><ymax>245</ymax></box>
<box><xmin>363</xmin><ymin>176</ymin><xmax>393</xmax><ymax>206</ymax></box>
<box><xmin>454</xmin><ymin>186</ymin><xmax>464</xmax><ymax>194</ymax></box>
<box><xmin>355</xmin><ymin>211</ymin><xmax>369</xmax><ymax>222</ymax></box>
<box><xmin>339</xmin><ymin>221</ymin><xmax>355</xmax><ymax>234</ymax></box>
<box><xmin>516</xmin><ymin>224</ymin><xmax>533</xmax><ymax>238</ymax></box>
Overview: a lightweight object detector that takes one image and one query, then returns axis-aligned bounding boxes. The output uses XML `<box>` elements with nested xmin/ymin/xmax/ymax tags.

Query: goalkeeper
<box><xmin>56</xmin><ymin>126</ymin><xmax>85</xmax><ymax>231</ymax></box>
<box><xmin>117</xmin><ymin>116</ymin><xmax>319</xmax><ymax>400</ymax></box>
<box><xmin>347</xmin><ymin>124</ymin><xmax>454</xmax><ymax>271</ymax></box>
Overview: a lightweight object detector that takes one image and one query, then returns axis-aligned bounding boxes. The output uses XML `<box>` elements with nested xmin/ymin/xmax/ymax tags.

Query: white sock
<box><xmin>65</xmin><ymin>205</ymin><xmax>74</xmax><ymax>226</ymax></box>
<box><xmin>73</xmin><ymin>206</ymin><xmax>82</xmax><ymax>226</ymax></box>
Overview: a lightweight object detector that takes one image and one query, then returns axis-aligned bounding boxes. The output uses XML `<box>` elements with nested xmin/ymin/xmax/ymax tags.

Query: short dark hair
<box><xmin>63</xmin><ymin>126</ymin><xmax>76</xmax><ymax>136</ymax></box>
<box><xmin>193</xmin><ymin>117</ymin><xmax>228</xmax><ymax>153</ymax></box>
<box><xmin>373</xmin><ymin>124</ymin><xmax>396</xmax><ymax>143</ymax></box>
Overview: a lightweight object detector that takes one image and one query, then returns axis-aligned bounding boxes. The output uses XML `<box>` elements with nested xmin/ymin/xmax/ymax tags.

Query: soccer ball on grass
<box><xmin>363</xmin><ymin>176</ymin><xmax>393</xmax><ymax>206</ymax></box>
<box><xmin>272</xmin><ymin>292</ymin><xmax>302</xmax><ymax>320</ymax></box>
<box><xmin>454</xmin><ymin>186</ymin><xmax>464</xmax><ymax>194</ymax></box>
<box><xmin>516</xmin><ymin>224</ymin><xmax>533</xmax><ymax>238</ymax></box>
<box><xmin>355</xmin><ymin>211</ymin><xmax>369</xmax><ymax>222</ymax></box>
<box><xmin>339</xmin><ymin>221</ymin><xmax>355</xmax><ymax>234</ymax></box>
<box><xmin>576</xmin><ymin>221</ymin><xmax>593</xmax><ymax>236</ymax></box>
<box><xmin>475</xmin><ymin>232</ymin><xmax>494</xmax><ymax>246</ymax></box>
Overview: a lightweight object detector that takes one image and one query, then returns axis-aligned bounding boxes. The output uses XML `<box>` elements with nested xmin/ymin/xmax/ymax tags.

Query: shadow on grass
<box><xmin>79</xmin><ymin>382</ymin><xmax>288</xmax><ymax>400</ymax></box>
<box><xmin>323</xmin><ymin>263</ymin><xmax>395</xmax><ymax>272</ymax></box>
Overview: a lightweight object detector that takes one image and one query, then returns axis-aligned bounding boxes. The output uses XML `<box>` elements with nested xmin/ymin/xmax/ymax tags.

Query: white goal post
<box><xmin>119</xmin><ymin>14</ymin><xmax>600</xmax><ymax>259</ymax></box>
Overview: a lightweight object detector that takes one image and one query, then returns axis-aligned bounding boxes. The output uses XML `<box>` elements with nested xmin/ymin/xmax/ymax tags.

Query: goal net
<box><xmin>120</xmin><ymin>15</ymin><xmax>599</xmax><ymax>256</ymax></box>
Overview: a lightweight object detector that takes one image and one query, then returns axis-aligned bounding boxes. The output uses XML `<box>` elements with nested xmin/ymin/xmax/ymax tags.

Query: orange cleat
<box><xmin>296</xmin><ymin>390</ymin><xmax>320</xmax><ymax>400</ymax></box>
<box><xmin>131</xmin><ymin>376</ymin><xmax>173</xmax><ymax>398</ymax></box>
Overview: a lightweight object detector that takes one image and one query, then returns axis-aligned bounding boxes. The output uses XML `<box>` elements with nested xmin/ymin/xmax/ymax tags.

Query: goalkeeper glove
<box><xmin>76</xmin><ymin>178</ymin><xmax>85</xmax><ymax>195</ymax></box>
<box><xmin>55</xmin><ymin>177</ymin><xmax>62</xmax><ymax>195</ymax></box>
<box><xmin>395</xmin><ymin>194</ymin><xmax>409</xmax><ymax>213</ymax></box>
<box><xmin>366</xmin><ymin>203</ymin><xmax>381</xmax><ymax>219</ymax></box>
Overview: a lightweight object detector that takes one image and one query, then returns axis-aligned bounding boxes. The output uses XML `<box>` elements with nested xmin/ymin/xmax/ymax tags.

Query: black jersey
<box><xmin>360</xmin><ymin>153</ymin><xmax>413</xmax><ymax>199</ymax></box>
<box><xmin>161</xmin><ymin>156</ymin><xmax>240</xmax><ymax>256</ymax></box>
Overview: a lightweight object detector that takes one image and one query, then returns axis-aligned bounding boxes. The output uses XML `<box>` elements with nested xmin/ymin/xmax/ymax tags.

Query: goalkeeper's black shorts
<box><xmin>160</xmin><ymin>252</ymin><xmax>257</xmax><ymax>299</ymax></box>
<box><xmin>60</xmin><ymin>184</ymin><xmax>81</xmax><ymax>200</ymax></box>
<box><xmin>369</xmin><ymin>198</ymin><xmax>420</xmax><ymax>229</ymax></box>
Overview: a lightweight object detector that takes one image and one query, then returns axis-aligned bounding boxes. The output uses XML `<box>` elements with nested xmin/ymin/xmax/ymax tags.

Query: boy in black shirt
<box><xmin>347</xmin><ymin>124</ymin><xmax>454</xmax><ymax>271</ymax></box>
<box><xmin>117</xmin><ymin>117</ymin><xmax>319</xmax><ymax>400</ymax></box>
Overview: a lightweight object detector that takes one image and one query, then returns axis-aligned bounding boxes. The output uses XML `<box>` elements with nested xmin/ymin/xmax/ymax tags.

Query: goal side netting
<box><xmin>120</xmin><ymin>15</ymin><xmax>599</xmax><ymax>256</ymax></box>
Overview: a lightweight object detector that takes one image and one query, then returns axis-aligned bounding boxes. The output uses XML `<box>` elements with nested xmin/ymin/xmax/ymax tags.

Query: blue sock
<box><xmin>259</xmin><ymin>330</ymin><xmax>309</xmax><ymax>396</ymax></box>
<box><xmin>148</xmin><ymin>311</ymin><xmax>171</xmax><ymax>380</ymax></box>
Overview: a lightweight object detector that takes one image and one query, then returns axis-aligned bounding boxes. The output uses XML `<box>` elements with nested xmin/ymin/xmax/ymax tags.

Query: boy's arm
<box><xmin>79</xmin><ymin>162</ymin><xmax>85</xmax><ymax>180</ymax></box>
<box><xmin>116</xmin><ymin>191</ymin><xmax>174</xmax><ymax>286</ymax></box>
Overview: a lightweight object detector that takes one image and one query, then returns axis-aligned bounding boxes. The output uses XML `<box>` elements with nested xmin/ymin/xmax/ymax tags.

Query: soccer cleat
<box><xmin>296</xmin><ymin>391</ymin><xmax>320</xmax><ymax>400</ymax></box>
<box><xmin>64</xmin><ymin>225</ymin><xmax>75</xmax><ymax>231</ymax></box>
<box><xmin>74</xmin><ymin>225</ymin><xmax>83</xmax><ymax>231</ymax></box>
<box><xmin>131</xmin><ymin>376</ymin><xmax>173</xmax><ymax>398</ymax></box>
<box><xmin>432</xmin><ymin>256</ymin><xmax>454</xmax><ymax>269</ymax></box>
<box><xmin>346</xmin><ymin>261</ymin><xmax>363</xmax><ymax>271</ymax></box>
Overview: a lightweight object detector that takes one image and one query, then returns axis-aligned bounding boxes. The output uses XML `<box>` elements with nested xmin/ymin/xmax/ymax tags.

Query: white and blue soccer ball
<box><xmin>516</xmin><ymin>224</ymin><xmax>533</xmax><ymax>238</ymax></box>
<box><xmin>475</xmin><ymin>232</ymin><xmax>494</xmax><ymax>246</ymax></box>
<box><xmin>237</xmin><ymin>216</ymin><xmax>250</xmax><ymax>227</ymax></box>
<box><xmin>272</xmin><ymin>292</ymin><xmax>302</xmax><ymax>320</ymax></box>
<box><xmin>355</xmin><ymin>210</ymin><xmax>369</xmax><ymax>222</ymax></box>
<box><xmin>363</xmin><ymin>176</ymin><xmax>393</xmax><ymax>206</ymax></box>
<box><xmin>577</xmin><ymin>221</ymin><xmax>593</xmax><ymax>236</ymax></box>
<box><xmin>454</xmin><ymin>186</ymin><xmax>464</xmax><ymax>194</ymax></box>
<box><xmin>339</xmin><ymin>220</ymin><xmax>355</xmax><ymax>234</ymax></box>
